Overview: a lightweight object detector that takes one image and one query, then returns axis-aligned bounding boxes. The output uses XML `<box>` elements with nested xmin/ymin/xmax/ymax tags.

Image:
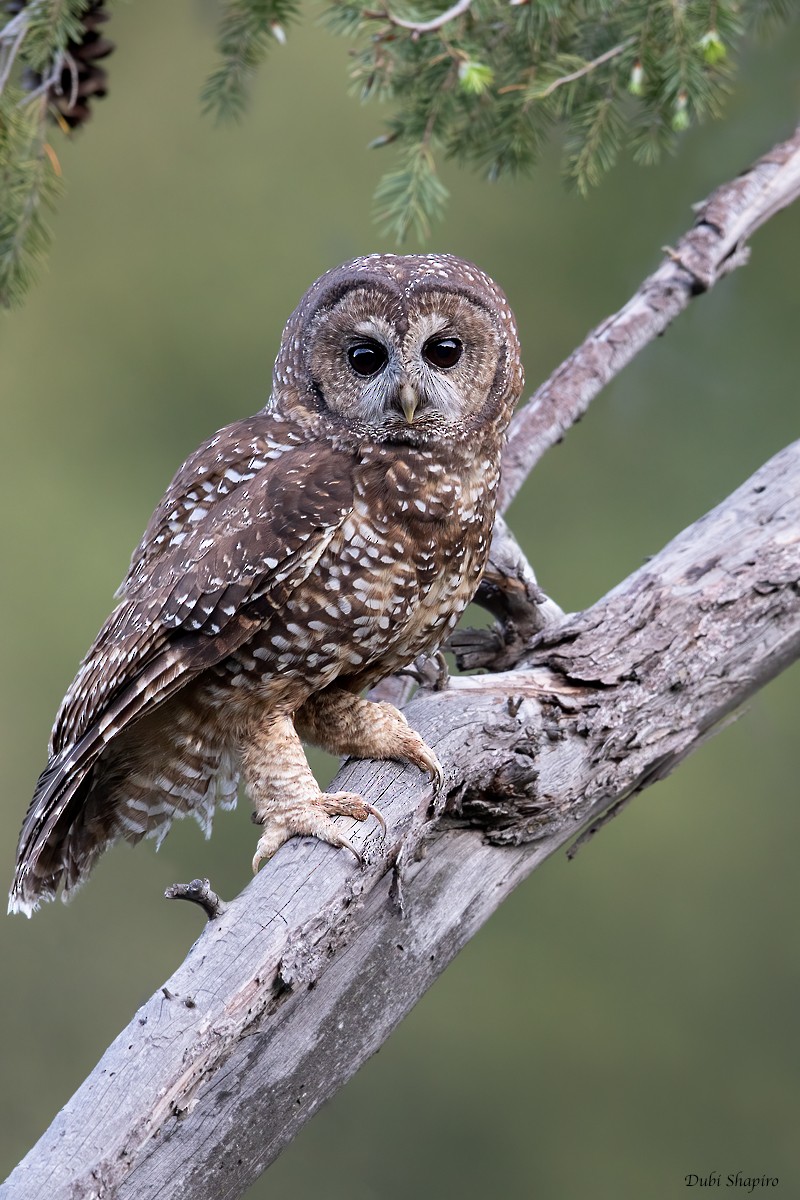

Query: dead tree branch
<box><xmin>497</xmin><ymin>121</ymin><xmax>800</xmax><ymax>510</ymax></box>
<box><xmin>3</xmin><ymin>127</ymin><xmax>800</xmax><ymax>1200</ymax></box>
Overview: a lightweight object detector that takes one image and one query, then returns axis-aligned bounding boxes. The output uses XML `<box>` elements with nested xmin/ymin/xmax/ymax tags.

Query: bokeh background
<box><xmin>1</xmin><ymin>4</ymin><xmax>799</xmax><ymax>1197</ymax></box>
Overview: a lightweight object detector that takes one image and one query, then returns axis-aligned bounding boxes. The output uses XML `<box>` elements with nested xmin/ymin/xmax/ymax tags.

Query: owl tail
<box><xmin>9</xmin><ymin>708</ymin><xmax>241</xmax><ymax>917</ymax></box>
<box><xmin>8</xmin><ymin>744</ymin><xmax>101</xmax><ymax>916</ymax></box>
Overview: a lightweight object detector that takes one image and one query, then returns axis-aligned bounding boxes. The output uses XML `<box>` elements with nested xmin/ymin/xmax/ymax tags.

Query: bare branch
<box><xmin>499</xmin><ymin>38</ymin><xmax>635</xmax><ymax>98</ymax></box>
<box><xmin>497</xmin><ymin>122</ymin><xmax>800</xmax><ymax>511</ymax></box>
<box><xmin>362</xmin><ymin>0</ymin><xmax>473</xmax><ymax>34</ymax></box>
<box><xmin>164</xmin><ymin>878</ymin><xmax>227</xmax><ymax>921</ymax></box>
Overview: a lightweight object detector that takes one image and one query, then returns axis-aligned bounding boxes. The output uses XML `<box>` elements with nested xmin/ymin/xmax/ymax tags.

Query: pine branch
<box><xmin>201</xmin><ymin>0</ymin><xmax>300</xmax><ymax>120</ymax></box>
<box><xmin>0</xmin><ymin>0</ymin><xmax>795</xmax><ymax>305</ymax></box>
<box><xmin>0</xmin><ymin>91</ymin><xmax>61</xmax><ymax>307</ymax></box>
<box><xmin>372</xmin><ymin>138</ymin><xmax>449</xmax><ymax>240</ymax></box>
<box><xmin>340</xmin><ymin>0</ymin><xmax>791</xmax><ymax>237</ymax></box>
<box><xmin>0</xmin><ymin>0</ymin><xmax>113</xmax><ymax>307</ymax></box>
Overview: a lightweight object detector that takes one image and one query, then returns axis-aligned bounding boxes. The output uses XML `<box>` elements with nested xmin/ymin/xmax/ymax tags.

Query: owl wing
<box><xmin>10</xmin><ymin>421</ymin><xmax>356</xmax><ymax>913</ymax></box>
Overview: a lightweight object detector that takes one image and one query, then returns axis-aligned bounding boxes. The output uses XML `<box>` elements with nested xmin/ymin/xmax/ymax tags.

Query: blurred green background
<box><xmin>1</xmin><ymin>4</ymin><xmax>799</xmax><ymax>1197</ymax></box>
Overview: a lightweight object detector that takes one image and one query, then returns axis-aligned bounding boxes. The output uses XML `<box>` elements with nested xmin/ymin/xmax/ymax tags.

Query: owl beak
<box><xmin>398</xmin><ymin>382</ymin><xmax>420</xmax><ymax>424</ymax></box>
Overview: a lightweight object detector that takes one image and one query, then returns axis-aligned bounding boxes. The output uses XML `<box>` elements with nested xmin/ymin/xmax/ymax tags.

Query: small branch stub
<box><xmin>164</xmin><ymin>878</ymin><xmax>226</xmax><ymax>920</ymax></box>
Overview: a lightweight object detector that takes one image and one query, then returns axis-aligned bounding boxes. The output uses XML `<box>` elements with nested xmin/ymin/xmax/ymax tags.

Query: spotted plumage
<box><xmin>9</xmin><ymin>253</ymin><xmax>523</xmax><ymax>915</ymax></box>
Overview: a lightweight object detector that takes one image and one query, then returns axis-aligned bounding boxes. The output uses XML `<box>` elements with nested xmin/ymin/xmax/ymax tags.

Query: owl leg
<box><xmin>241</xmin><ymin>712</ymin><xmax>385</xmax><ymax>873</ymax></box>
<box><xmin>295</xmin><ymin>688</ymin><xmax>444</xmax><ymax>792</ymax></box>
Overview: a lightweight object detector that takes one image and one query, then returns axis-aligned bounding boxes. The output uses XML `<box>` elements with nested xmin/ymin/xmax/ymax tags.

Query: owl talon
<box><xmin>251</xmin><ymin>789</ymin><xmax>385</xmax><ymax>874</ymax></box>
<box><xmin>429</xmin><ymin>759</ymin><xmax>445</xmax><ymax>796</ymax></box>
<box><xmin>362</xmin><ymin>801</ymin><xmax>387</xmax><ymax>837</ymax></box>
<box><xmin>404</xmin><ymin>738</ymin><xmax>445</xmax><ymax>796</ymax></box>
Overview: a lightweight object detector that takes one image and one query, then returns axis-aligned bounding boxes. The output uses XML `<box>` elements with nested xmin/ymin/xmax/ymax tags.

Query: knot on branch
<box><xmin>448</xmin><ymin>722</ymin><xmax>557</xmax><ymax>846</ymax></box>
<box><xmin>457</xmin><ymin>763</ymin><xmax>554</xmax><ymax>846</ymax></box>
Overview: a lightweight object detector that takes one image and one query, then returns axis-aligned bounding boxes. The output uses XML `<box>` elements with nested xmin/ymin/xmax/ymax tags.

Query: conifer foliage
<box><xmin>0</xmin><ymin>0</ymin><xmax>113</xmax><ymax>306</ymax></box>
<box><xmin>0</xmin><ymin>0</ymin><xmax>794</xmax><ymax>307</ymax></box>
<box><xmin>320</xmin><ymin>0</ymin><xmax>792</xmax><ymax>238</ymax></box>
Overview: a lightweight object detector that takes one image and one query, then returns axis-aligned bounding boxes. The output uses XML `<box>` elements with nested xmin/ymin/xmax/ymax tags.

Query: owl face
<box><xmin>275</xmin><ymin>254</ymin><xmax>522</xmax><ymax>446</ymax></box>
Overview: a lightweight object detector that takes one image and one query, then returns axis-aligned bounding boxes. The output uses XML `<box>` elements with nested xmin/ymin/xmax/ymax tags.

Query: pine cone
<box><xmin>6</xmin><ymin>0</ymin><xmax>114</xmax><ymax>130</ymax></box>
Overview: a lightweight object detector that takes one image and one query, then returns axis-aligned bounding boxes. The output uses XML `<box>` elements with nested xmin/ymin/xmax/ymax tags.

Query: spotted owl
<box><xmin>9</xmin><ymin>253</ymin><xmax>523</xmax><ymax>916</ymax></box>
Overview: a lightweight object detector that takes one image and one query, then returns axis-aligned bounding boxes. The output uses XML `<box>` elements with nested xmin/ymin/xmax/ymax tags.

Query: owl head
<box><xmin>272</xmin><ymin>254</ymin><xmax>523</xmax><ymax>446</ymax></box>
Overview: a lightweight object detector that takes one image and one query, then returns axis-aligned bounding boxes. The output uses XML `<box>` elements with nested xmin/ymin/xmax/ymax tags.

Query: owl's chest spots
<box><xmin>213</xmin><ymin>448</ymin><xmax>498</xmax><ymax>699</ymax></box>
<box><xmin>314</xmin><ymin>451</ymin><xmax>497</xmax><ymax>658</ymax></box>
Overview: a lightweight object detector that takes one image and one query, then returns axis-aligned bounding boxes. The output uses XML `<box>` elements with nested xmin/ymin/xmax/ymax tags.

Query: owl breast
<box><xmin>208</xmin><ymin>440</ymin><xmax>498</xmax><ymax>710</ymax></box>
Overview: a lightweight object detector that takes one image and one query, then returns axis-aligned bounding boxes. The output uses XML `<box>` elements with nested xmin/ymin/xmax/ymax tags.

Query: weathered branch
<box><xmin>4</xmin><ymin>126</ymin><xmax>800</xmax><ymax>1200</ymax></box>
<box><xmin>497</xmin><ymin>121</ymin><xmax>800</xmax><ymax>510</ymax></box>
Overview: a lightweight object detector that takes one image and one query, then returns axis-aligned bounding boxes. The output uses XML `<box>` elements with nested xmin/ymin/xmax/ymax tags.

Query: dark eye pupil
<box><xmin>423</xmin><ymin>337</ymin><xmax>462</xmax><ymax>369</ymax></box>
<box><xmin>348</xmin><ymin>341</ymin><xmax>387</xmax><ymax>376</ymax></box>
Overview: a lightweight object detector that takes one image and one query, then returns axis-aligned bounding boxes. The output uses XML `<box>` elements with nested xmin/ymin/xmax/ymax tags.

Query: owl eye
<box><xmin>422</xmin><ymin>336</ymin><xmax>463</xmax><ymax>370</ymax></box>
<box><xmin>348</xmin><ymin>341</ymin><xmax>388</xmax><ymax>377</ymax></box>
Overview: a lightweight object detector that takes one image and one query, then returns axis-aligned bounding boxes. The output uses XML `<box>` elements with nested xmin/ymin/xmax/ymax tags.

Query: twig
<box><xmin>15</xmin><ymin>53</ymin><xmax>64</xmax><ymax>108</ymax></box>
<box><xmin>0</xmin><ymin>14</ymin><xmax>28</xmax><ymax>95</ymax></box>
<box><xmin>363</xmin><ymin>0</ymin><xmax>473</xmax><ymax>35</ymax></box>
<box><xmin>501</xmin><ymin>36</ymin><xmax>638</xmax><ymax>99</ymax></box>
<box><xmin>164</xmin><ymin>878</ymin><xmax>226</xmax><ymax>920</ymax></box>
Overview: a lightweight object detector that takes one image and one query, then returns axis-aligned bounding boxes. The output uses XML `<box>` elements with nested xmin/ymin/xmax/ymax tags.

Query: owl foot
<box><xmin>295</xmin><ymin>689</ymin><xmax>445</xmax><ymax>796</ymax></box>
<box><xmin>251</xmin><ymin>791</ymin><xmax>386</xmax><ymax>874</ymax></box>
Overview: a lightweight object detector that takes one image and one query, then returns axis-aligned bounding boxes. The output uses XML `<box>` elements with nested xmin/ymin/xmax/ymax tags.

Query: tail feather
<box><xmin>9</xmin><ymin>626</ymin><xmax>256</xmax><ymax>916</ymax></box>
<box><xmin>9</xmin><ymin>694</ymin><xmax>240</xmax><ymax>916</ymax></box>
<box><xmin>8</xmin><ymin>748</ymin><xmax>99</xmax><ymax>916</ymax></box>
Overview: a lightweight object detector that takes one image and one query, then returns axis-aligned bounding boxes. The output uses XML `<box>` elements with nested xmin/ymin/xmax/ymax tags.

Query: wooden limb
<box><xmin>497</xmin><ymin>122</ymin><xmax>800</xmax><ymax>512</ymax></box>
<box><xmin>5</xmin><ymin>437</ymin><xmax>800</xmax><ymax>1200</ymax></box>
<box><xmin>470</xmin><ymin>122</ymin><xmax>800</xmax><ymax>646</ymax></box>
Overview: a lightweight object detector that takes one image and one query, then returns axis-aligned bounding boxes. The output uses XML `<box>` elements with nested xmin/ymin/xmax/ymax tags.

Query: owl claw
<box><xmin>406</xmin><ymin>740</ymin><xmax>445</xmax><ymax>796</ymax></box>
<box><xmin>392</xmin><ymin>724</ymin><xmax>445</xmax><ymax>797</ymax></box>
<box><xmin>362</xmin><ymin>800</ymin><xmax>387</xmax><ymax>837</ymax></box>
<box><xmin>251</xmin><ymin>790</ymin><xmax>385</xmax><ymax>874</ymax></box>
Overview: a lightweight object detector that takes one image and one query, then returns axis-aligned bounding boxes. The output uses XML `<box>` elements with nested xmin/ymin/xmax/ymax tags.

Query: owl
<box><xmin>9</xmin><ymin>254</ymin><xmax>523</xmax><ymax>916</ymax></box>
